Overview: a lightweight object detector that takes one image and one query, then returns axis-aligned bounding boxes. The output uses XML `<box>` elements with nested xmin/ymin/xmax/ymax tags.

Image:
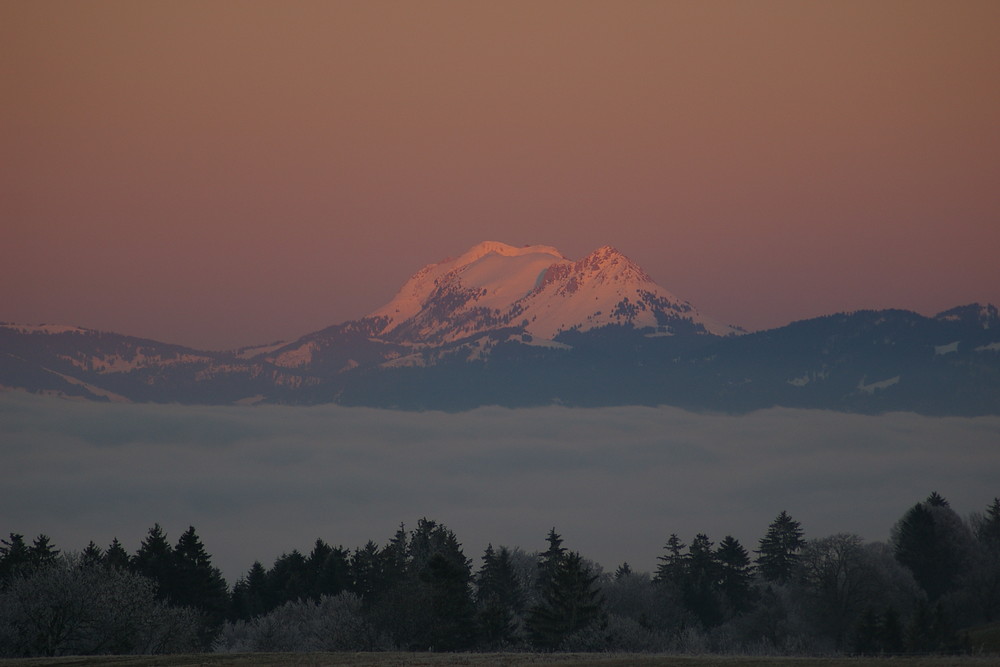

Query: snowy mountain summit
<box><xmin>369</xmin><ymin>241</ymin><xmax>740</xmax><ymax>343</ymax></box>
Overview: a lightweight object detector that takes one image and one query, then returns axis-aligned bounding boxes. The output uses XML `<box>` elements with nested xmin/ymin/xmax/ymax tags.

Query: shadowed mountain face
<box><xmin>2</xmin><ymin>245</ymin><xmax>998</xmax><ymax>415</ymax></box>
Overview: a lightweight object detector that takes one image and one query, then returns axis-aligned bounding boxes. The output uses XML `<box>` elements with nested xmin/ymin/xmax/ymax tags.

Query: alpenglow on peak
<box><xmin>367</xmin><ymin>241</ymin><xmax>740</xmax><ymax>344</ymax></box>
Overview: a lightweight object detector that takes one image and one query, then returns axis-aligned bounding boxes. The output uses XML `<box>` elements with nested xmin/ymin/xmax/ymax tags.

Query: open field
<box><xmin>2</xmin><ymin>654</ymin><xmax>999</xmax><ymax>667</ymax></box>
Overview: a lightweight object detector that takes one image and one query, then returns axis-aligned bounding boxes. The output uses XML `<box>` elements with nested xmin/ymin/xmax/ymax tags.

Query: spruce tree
<box><xmin>684</xmin><ymin>533</ymin><xmax>722</xmax><ymax>628</ymax></box>
<box><xmin>756</xmin><ymin>511</ymin><xmax>805</xmax><ymax>584</ymax></box>
<box><xmin>526</xmin><ymin>550</ymin><xmax>603</xmax><ymax>650</ymax></box>
<box><xmin>81</xmin><ymin>541</ymin><xmax>104</xmax><ymax>568</ymax></box>
<box><xmin>348</xmin><ymin>541</ymin><xmax>381</xmax><ymax>601</ymax></box>
<box><xmin>316</xmin><ymin>545</ymin><xmax>350</xmax><ymax>599</ymax></box>
<box><xmin>653</xmin><ymin>534</ymin><xmax>686</xmax><ymax>587</ymax></box>
<box><xmin>406</xmin><ymin>519</ymin><xmax>476</xmax><ymax>650</ymax></box>
<box><xmin>266</xmin><ymin>550</ymin><xmax>309</xmax><ymax>607</ymax></box>
<box><xmin>104</xmin><ymin>538</ymin><xmax>130</xmax><ymax>570</ymax></box>
<box><xmin>0</xmin><ymin>533</ymin><xmax>30</xmax><ymax>583</ymax></box>
<box><xmin>235</xmin><ymin>561</ymin><xmax>268</xmax><ymax>619</ymax></box>
<box><xmin>172</xmin><ymin>525</ymin><xmax>229</xmax><ymax>645</ymax></box>
<box><xmin>422</xmin><ymin>551</ymin><xmax>477</xmax><ymax>650</ymax></box>
<box><xmin>476</xmin><ymin>544</ymin><xmax>523</xmax><ymax>648</ymax></box>
<box><xmin>716</xmin><ymin>535</ymin><xmax>754</xmax><ymax>614</ymax></box>
<box><xmin>892</xmin><ymin>493</ymin><xmax>971</xmax><ymax>602</ymax></box>
<box><xmin>131</xmin><ymin>523</ymin><xmax>175</xmax><ymax>600</ymax></box>
<box><xmin>28</xmin><ymin>534</ymin><xmax>59</xmax><ymax>567</ymax></box>
<box><xmin>536</xmin><ymin>528</ymin><xmax>566</xmax><ymax>594</ymax></box>
<box><xmin>614</xmin><ymin>562</ymin><xmax>632</xmax><ymax>579</ymax></box>
<box><xmin>975</xmin><ymin>497</ymin><xmax>1000</xmax><ymax>546</ymax></box>
<box><xmin>972</xmin><ymin>497</ymin><xmax>1000</xmax><ymax>622</ymax></box>
<box><xmin>305</xmin><ymin>537</ymin><xmax>333</xmax><ymax>598</ymax></box>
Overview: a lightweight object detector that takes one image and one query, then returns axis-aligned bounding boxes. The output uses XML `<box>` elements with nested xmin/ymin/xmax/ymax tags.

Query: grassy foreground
<box><xmin>2</xmin><ymin>654</ymin><xmax>999</xmax><ymax>667</ymax></box>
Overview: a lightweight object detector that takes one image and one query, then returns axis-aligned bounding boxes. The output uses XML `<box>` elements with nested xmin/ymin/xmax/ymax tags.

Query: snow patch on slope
<box><xmin>857</xmin><ymin>375</ymin><xmax>900</xmax><ymax>394</ymax></box>
<box><xmin>935</xmin><ymin>341</ymin><xmax>959</xmax><ymax>355</ymax></box>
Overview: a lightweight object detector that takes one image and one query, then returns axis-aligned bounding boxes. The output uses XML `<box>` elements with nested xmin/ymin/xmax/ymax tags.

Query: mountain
<box><xmin>256</xmin><ymin>242</ymin><xmax>737</xmax><ymax>377</ymax></box>
<box><xmin>2</xmin><ymin>243</ymin><xmax>998</xmax><ymax>415</ymax></box>
<box><xmin>367</xmin><ymin>241</ymin><xmax>739</xmax><ymax>343</ymax></box>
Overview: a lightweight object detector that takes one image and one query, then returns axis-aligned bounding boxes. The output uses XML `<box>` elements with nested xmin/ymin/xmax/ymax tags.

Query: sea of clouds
<box><xmin>2</xmin><ymin>391</ymin><xmax>998</xmax><ymax>582</ymax></box>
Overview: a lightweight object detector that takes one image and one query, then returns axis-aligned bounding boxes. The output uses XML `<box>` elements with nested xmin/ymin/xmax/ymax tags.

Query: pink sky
<box><xmin>3</xmin><ymin>1</ymin><xmax>999</xmax><ymax>350</ymax></box>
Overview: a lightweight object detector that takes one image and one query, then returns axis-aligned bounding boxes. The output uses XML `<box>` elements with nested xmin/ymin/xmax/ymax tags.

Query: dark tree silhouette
<box><xmin>104</xmin><ymin>538</ymin><xmax>130</xmax><ymax>571</ymax></box>
<box><xmin>131</xmin><ymin>524</ymin><xmax>175</xmax><ymax>600</ymax></box>
<box><xmin>475</xmin><ymin>544</ymin><xmax>523</xmax><ymax>648</ymax></box>
<box><xmin>892</xmin><ymin>493</ymin><xmax>970</xmax><ymax>602</ymax></box>
<box><xmin>716</xmin><ymin>535</ymin><xmax>754</xmax><ymax>614</ymax></box>
<box><xmin>756</xmin><ymin>511</ymin><xmax>805</xmax><ymax>584</ymax></box>
<box><xmin>172</xmin><ymin>526</ymin><xmax>228</xmax><ymax>646</ymax></box>
<box><xmin>683</xmin><ymin>533</ymin><xmax>722</xmax><ymax>628</ymax></box>
<box><xmin>0</xmin><ymin>533</ymin><xmax>30</xmax><ymax>583</ymax></box>
<box><xmin>527</xmin><ymin>544</ymin><xmax>603</xmax><ymax>650</ymax></box>
<box><xmin>653</xmin><ymin>533</ymin><xmax>686</xmax><ymax>587</ymax></box>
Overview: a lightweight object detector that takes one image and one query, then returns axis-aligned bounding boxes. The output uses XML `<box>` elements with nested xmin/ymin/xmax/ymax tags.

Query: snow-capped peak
<box><xmin>452</xmin><ymin>241</ymin><xmax>564</xmax><ymax>265</ymax></box>
<box><xmin>369</xmin><ymin>242</ymin><xmax>566</xmax><ymax>332</ymax></box>
<box><xmin>368</xmin><ymin>242</ymin><xmax>740</xmax><ymax>343</ymax></box>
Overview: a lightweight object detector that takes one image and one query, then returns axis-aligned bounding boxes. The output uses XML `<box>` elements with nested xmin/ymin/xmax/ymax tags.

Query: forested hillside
<box><xmin>2</xmin><ymin>493</ymin><xmax>999</xmax><ymax>658</ymax></box>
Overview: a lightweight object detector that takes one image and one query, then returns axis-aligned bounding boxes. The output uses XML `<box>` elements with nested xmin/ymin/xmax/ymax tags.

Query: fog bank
<box><xmin>2</xmin><ymin>392</ymin><xmax>997</xmax><ymax>581</ymax></box>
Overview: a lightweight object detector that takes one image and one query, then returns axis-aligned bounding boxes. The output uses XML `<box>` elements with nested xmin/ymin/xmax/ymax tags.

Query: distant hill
<box><xmin>2</xmin><ymin>243</ymin><xmax>998</xmax><ymax>415</ymax></box>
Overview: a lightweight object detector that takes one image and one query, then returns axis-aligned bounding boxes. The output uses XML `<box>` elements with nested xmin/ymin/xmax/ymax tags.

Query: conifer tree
<box><xmin>0</xmin><ymin>533</ymin><xmax>30</xmax><ymax>583</ymax></box>
<box><xmin>265</xmin><ymin>550</ymin><xmax>309</xmax><ymax>608</ymax></box>
<box><xmin>81</xmin><ymin>541</ymin><xmax>104</xmax><ymax>568</ymax></box>
<box><xmin>975</xmin><ymin>497</ymin><xmax>1000</xmax><ymax>546</ymax></box>
<box><xmin>244</xmin><ymin>560</ymin><xmax>268</xmax><ymax>615</ymax></box>
<box><xmin>614</xmin><ymin>562</ymin><xmax>632</xmax><ymax>579</ymax></box>
<box><xmin>971</xmin><ymin>497</ymin><xmax>1000</xmax><ymax>622</ymax></box>
<box><xmin>526</xmin><ymin>550</ymin><xmax>603</xmax><ymax>650</ymax></box>
<box><xmin>131</xmin><ymin>524</ymin><xmax>175</xmax><ymax>600</ymax></box>
<box><xmin>172</xmin><ymin>526</ymin><xmax>229</xmax><ymax>645</ymax></box>
<box><xmin>382</xmin><ymin>523</ymin><xmax>409</xmax><ymax>588</ymax></box>
<box><xmin>653</xmin><ymin>534</ymin><xmax>686</xmax><ymax>587</ymax></box>
<box><xmin>406</xmin><ymin>519</ymin><xmax>475</xmax><ymax>650</ymax></box>
<box><xmin>315</xmin><ymin>544</ymin><xmax>350</xmax><ymax>599</ymax></box>
<box><xmin>476</xmin><ymin>544</ymin><xmax>523</xmax><ymax>648</ymax></box>
<box><xmin>305</xmin><ymin>538</ymin><xmax>333</xmax><ymax>594</ymax></box>
<box><xmin>536</xmin><ymin>528</ymin><xmax>566</xmax><ymax>594</ymax></box>
<box><xmin>230</xmin><ymin>561</ymin><xmax>267</xmax><ymax>620</ymax></box>
<box><xmin>684</xmin><ymin>533</ymin><xmax>722</xmax><ymax>628</ymax></box>
<box><xmin>716</xmin><ymin>535</ymin><xmax>754</xmax><ymax>614</ymax></box>
<box><xmin>28</xmin><ymin>534</ymin><xmax>59</xmax><ymax>568</ymax></box>
<box><xmin>348</xmin><ymin>541</ymin><xmax>381</xmax><ymax>601</ymax></box>
<box><xmin>926</xmin><ymin>491</ymin><xmax>949</xmax><ymax>507</ymax></box>
<box><xmin>892</xmin><ymin>493</ymin><xmax>972</xmax><ymax>602</ymax></box>
<box><xmin>756</xmin><ymin>511</ymin><xmax>805</xmax><ymax>584</ymax></box>
<box><xmin>104</xmin><ymin>538</ymin><xmax>130</xmax><ymax>570</ymax></box>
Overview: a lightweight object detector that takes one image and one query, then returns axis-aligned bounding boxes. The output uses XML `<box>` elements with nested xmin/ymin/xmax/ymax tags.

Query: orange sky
<box><xmin>3</xmin><ymin>1</ymin><xmax>999</xmax><ymax>349</ymax></box>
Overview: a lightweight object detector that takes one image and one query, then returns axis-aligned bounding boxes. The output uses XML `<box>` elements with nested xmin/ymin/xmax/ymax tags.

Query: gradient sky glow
<box><xmin>3</xmin><ymin>1</ymin><xmax>999</xmax><ymax>350</ymax></box>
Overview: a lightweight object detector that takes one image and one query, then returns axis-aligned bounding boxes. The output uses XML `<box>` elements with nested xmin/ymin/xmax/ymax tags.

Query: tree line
<box><xmin>1</xmin><ymin>492</ymin><xmax>998</xmax><ymax>657</ymax></box>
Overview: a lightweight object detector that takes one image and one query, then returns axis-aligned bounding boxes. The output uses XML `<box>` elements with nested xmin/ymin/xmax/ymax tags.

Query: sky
<box><xmin>2</xmin><ymin>1</ymin><xmax>1000</xmax><ymax>350</ymax></box>
<box><xmin>4</xmin><ymin>391</ymin><xmax>999</xmax><ymax>582</ymax></box>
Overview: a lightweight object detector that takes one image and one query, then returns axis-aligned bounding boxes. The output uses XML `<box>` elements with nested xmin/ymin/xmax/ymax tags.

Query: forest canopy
<box><xmin>2</xmin><ymin>493</ymin><xmax>999</xmax><ymax>658</ymax></box>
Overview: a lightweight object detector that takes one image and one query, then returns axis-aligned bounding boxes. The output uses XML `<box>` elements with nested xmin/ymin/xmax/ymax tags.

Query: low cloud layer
<box><xmin>2</xmin><ymin>392</ymin><xmax>998</xmax><ymax>581</ymax></box>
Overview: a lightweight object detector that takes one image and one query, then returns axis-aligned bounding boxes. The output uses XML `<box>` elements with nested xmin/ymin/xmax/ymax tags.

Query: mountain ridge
<box><xmin>1</xmin><ymin>242</ymin><xmax>998</xmax><ymax>414</ymax></box>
